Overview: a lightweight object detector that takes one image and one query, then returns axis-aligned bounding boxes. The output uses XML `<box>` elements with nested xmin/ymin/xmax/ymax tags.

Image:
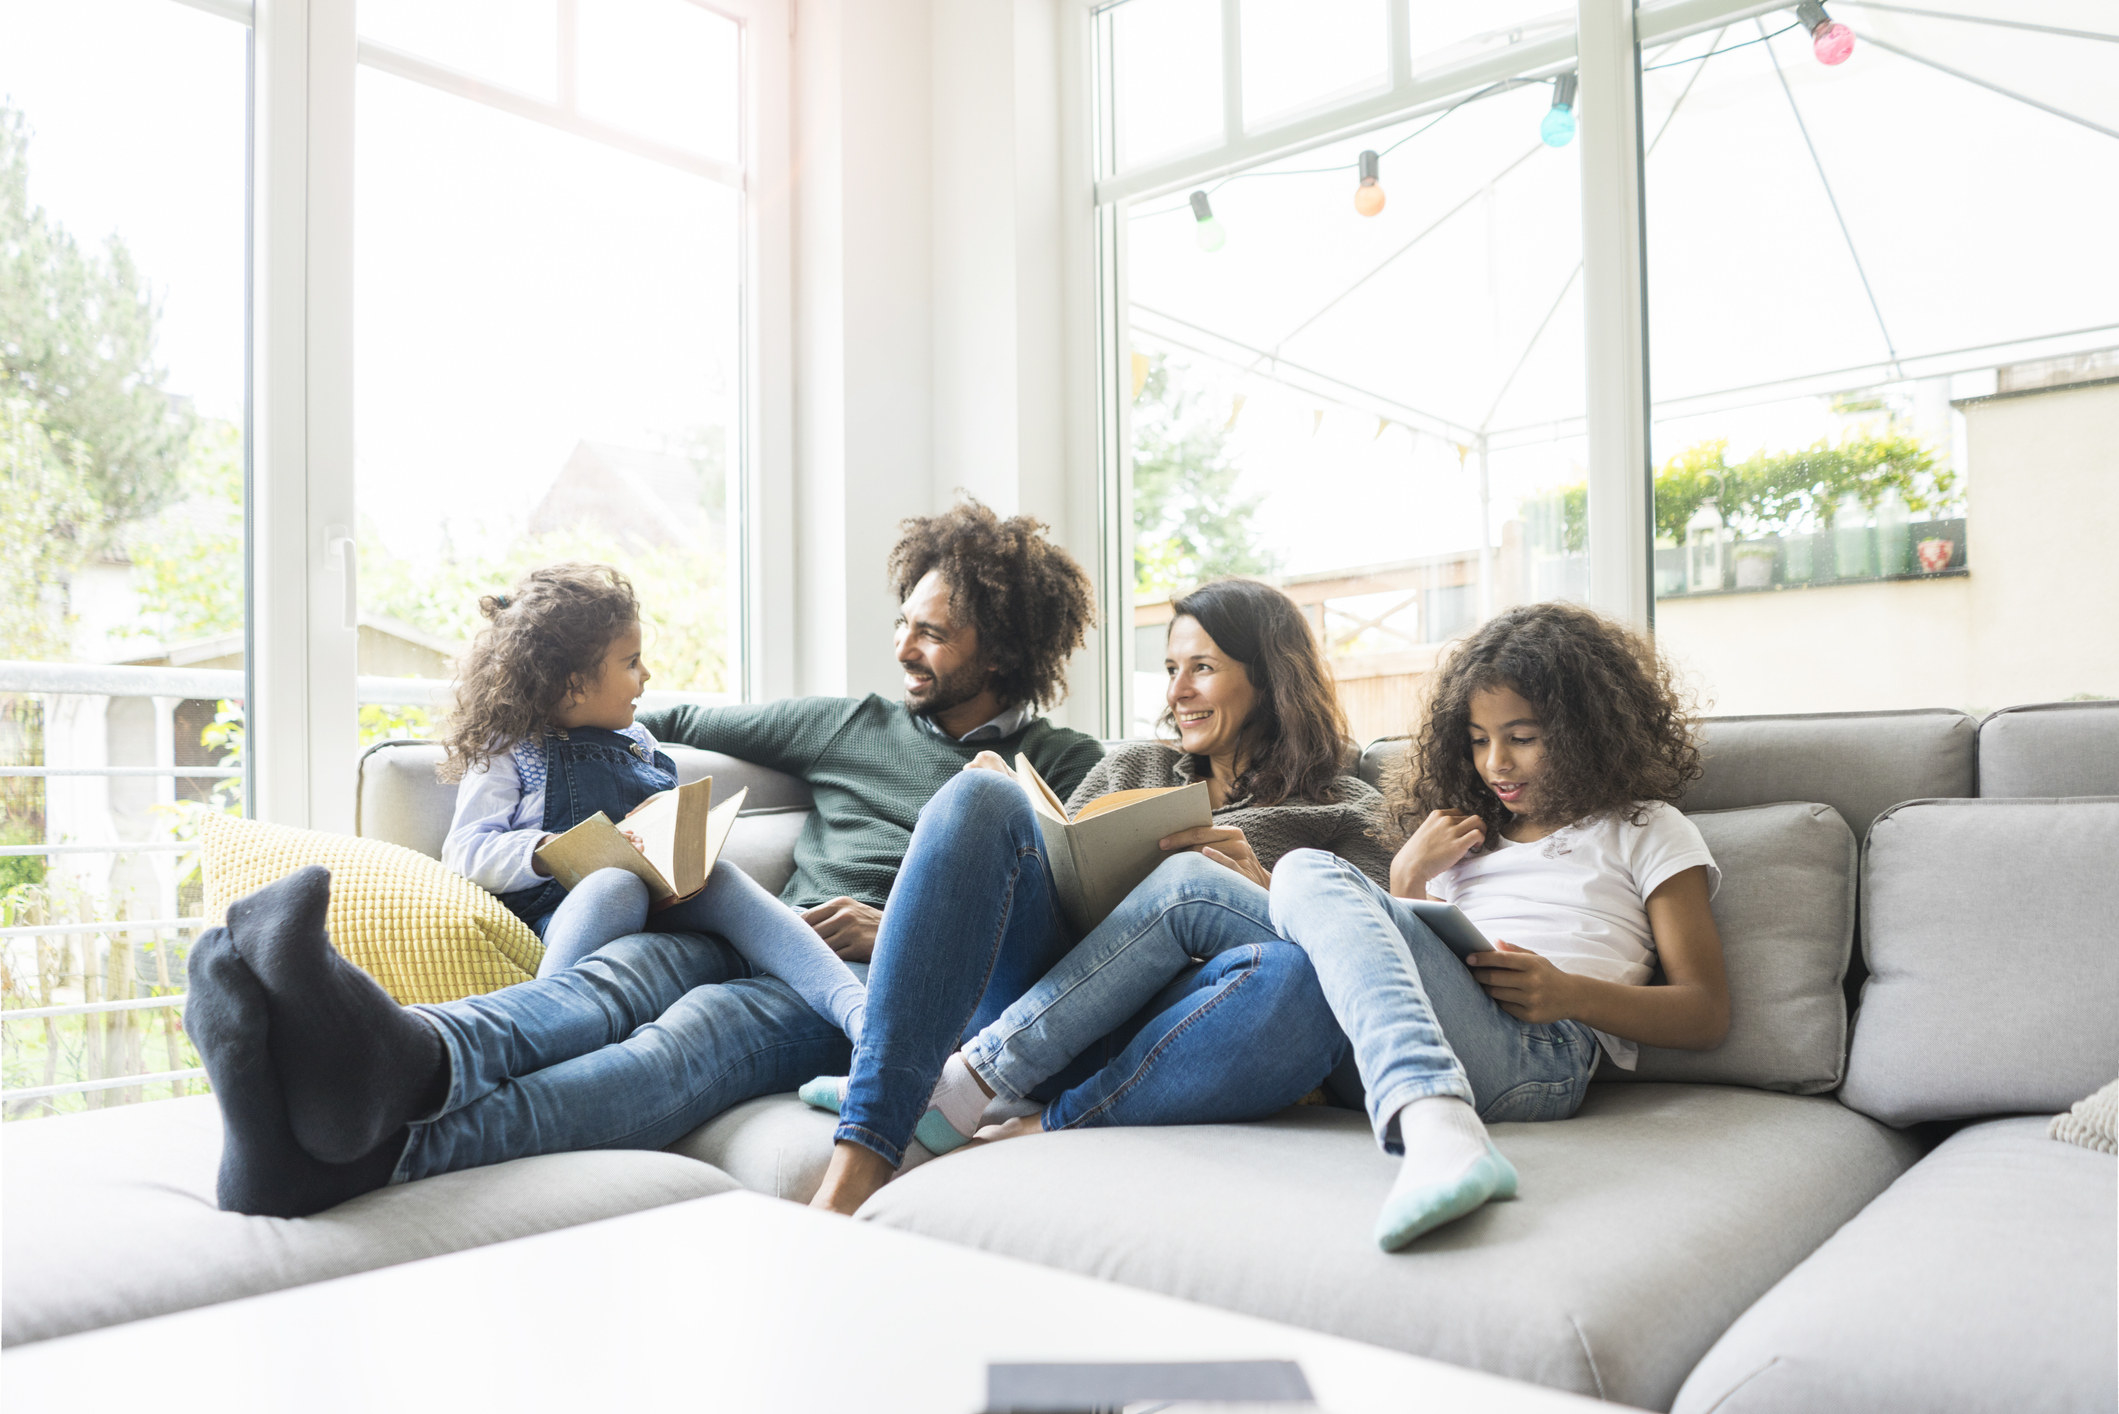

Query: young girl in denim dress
<box><xmin>439</xmin><ymin>562</ymin><xmax>864</xmax><ymax>1039</ymax></box>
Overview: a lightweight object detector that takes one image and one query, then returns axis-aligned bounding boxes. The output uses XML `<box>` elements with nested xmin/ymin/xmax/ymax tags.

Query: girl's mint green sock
<box><xmin>1375</xmin><ymin>1096</ymin><xmax>1518</xmax><ymax>1252</ymax></box>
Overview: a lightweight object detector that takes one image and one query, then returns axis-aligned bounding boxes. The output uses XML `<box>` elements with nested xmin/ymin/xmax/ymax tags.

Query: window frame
<box><xmin>248</xmin><ymin>0</ymin><xmax>790</xmax><ymax>831</ymax></box>
<box><xmin>1080</xmin><ymin>0</ymin><xmax>1797</xmax><ymax>735</ymax></box>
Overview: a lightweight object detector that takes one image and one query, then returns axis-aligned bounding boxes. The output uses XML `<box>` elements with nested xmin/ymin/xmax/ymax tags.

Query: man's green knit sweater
<box><xmin>636</xmin><ymin>695</ymin><xmax>1105</xmax><ymax>910</ymax></box>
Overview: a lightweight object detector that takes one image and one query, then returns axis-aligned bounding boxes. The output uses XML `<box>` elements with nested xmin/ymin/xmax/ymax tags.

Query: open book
<box><xmin>532</xmin><ymin>777</ymin><xmax>750</xmax><ymax>907</ymax></box>
<box><xmin>1013</xmin><ymin>755</ymin><xmax>1212</xmax><ymax>934</ymax></box>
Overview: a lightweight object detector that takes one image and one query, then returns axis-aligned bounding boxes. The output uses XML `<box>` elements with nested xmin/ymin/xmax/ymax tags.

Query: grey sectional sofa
<box><xmin>5</xmin><ymin>700</ymin><xmax>2114</xmax><ymax>1412</ymax></box>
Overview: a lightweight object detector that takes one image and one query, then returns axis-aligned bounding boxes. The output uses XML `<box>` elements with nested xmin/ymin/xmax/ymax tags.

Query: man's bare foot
<box><xmin>809</xmin><ymin>1139</ymin><xmax>895</xmax><ymax>1215</ymax></box>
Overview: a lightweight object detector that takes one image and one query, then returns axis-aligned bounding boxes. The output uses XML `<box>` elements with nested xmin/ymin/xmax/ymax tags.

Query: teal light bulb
<box><xmin>1541</xmin><ymin>103</ymin><xmax>1575</xmax><ymax>147</ymax></box>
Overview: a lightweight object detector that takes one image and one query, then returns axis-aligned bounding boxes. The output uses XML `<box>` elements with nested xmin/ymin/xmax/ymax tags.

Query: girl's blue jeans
<box><xmin>1268</xmin><ymin>849</ymin><xmax>1600</xmax><ymax>1148</ymax></box>
<box><xmin>837</xmin><ymin>770</ymin><xmax>1349</xmax><ymax>1168</ymax></box>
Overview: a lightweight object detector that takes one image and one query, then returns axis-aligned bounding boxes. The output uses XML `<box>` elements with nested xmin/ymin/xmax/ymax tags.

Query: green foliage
<box><xmin>0</xmin><ymin>387</ymin><xmax>93</xmax><ymax>657</ymax></box>
<box><xmin>1131</xmin><ymin>354</ymin><xmax>1277</xmax><ymax>600</ymax></box>
<box><xmin>1520</xmin><ymin>427</ymin><xmax>1957</xmax><ymax>551</ymax></box>
<box><xmin>0</xmin><ymin>105</ymin><xmax>194</xmax><ymax>565</ymax></box>
<box><xmin>121</xmin><ymin>417</ymin><xmax>244</xmax><ymax>644</ymax></box>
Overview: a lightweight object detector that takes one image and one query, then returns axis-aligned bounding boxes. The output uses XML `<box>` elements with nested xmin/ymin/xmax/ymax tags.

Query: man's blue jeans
<box><xmin>839</xmin><ymin>771</ymin><xmax>1347</xmax><ymax>1166</ymax></box>
<box><xmin>1267</xmin><ymin>849</ymin><xmax>1600</xmax><ymax>1150</ymax></box>
<box><xmin>394</xmin><ymin>931</ymin><xmax>851</xmax><ymax>1182</ymax></box>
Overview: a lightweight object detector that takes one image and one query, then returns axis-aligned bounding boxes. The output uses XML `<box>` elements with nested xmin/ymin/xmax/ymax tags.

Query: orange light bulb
<box><xmin>1353</xmin><ymin>149</ymin><xmax>1385</xmax><ymax>217</ymax></box>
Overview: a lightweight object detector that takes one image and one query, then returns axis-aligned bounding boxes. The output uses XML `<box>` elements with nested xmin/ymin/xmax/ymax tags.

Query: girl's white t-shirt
<box><xmin>1427</xmin><ymin>801</ymin><xmax>1719</xmax><ymax>1070</ymax></box>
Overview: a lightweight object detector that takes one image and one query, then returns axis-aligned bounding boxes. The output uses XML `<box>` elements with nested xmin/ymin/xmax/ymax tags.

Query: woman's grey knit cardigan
<box><xmin>1063</xmin><ymin>741</ymin><xmax>1395</xmax><ymax>886</ymax></box>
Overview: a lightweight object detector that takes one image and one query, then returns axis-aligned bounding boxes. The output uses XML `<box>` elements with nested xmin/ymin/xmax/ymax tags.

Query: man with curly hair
<box><xmin>186</xmin><ymin>499</ymin><xmax>1112</xmax><ymax>1216</ymax></box>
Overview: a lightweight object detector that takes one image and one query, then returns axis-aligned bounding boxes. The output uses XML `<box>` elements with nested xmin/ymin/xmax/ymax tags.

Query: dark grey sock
<box><xmin>184</xmin><ymin>928</ymin><xmax>401</xmax><ymax>1217</ymax></box>
<box><xmin>224</xmin><ymin>865</ymin><xmax>447</xmax><ymax>1164</ymax></box>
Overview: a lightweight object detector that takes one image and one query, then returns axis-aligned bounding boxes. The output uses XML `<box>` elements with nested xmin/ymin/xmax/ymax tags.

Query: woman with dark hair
<box><xmin>802</xmin><ymin>577</ymin><xmax>1391</xmax><ymax>1213</ymax></box>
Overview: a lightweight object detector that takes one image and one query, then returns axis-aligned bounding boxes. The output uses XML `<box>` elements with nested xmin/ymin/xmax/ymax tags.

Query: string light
<box><xmin>1190</xmin><ymin>190</ymin><xmax>1226</xmax><ymax>251</ymax></box>
<box><xmin>1541</xmin><ymin>73</ymin><xmax>1577</xmax><ymax>147</ymax></box>
<box><xmin>1354</xmin><ymin>150</ymin><xmax>1386</xmax><ymax>216</ymax></box>
<box><xmin>1796</xmin><ymin>1</ymin><xmax>1855</xmax><ymax>65</ymax></box>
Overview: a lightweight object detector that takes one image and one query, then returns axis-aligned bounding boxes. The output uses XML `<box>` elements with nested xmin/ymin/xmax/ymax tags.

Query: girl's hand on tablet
<box><xmin>1467</xmin><ymin>941</ymin><xmax>1579</xmax><ymax>1024</ymax></box>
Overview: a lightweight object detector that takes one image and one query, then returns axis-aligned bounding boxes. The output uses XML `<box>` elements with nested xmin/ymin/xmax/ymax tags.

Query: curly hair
<box><xmin>887</xmin><ymin>498</ymin><xmax>1096</xmax><ymax>711</ymax></box>
<box><xmin>1156</xmin><ymin>578</ymin><xmax>1350</xmax><ymax>806</ymax></box>
<box><xmin>436</xmin><ymin>562</ymin><xmax>640</xmax><ymax>782</ymax></box>
<box><xmin>1384</xmin><ymin>601</ymin><xmax>1703</xmax><ymax>845</ymax></box>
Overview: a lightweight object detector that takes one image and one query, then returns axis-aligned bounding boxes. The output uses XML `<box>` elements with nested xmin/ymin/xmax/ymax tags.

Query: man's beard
<box><xmin>904</xmin><ymin>658</ymin><xmax>989</xmax><ymax>721</ymax></box>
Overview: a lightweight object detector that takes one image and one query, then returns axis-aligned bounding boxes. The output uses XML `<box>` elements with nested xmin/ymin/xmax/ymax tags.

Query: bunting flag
<box><xmin>1454</xmin><ymin>441</ymin><xmax>1472</xmax><ymax>465</ymax></box>
<box><xmin>1311</xmin><ymin>409</ymin><xmax>1326</xmax><ymax>436</ymax></box>
<box><xmin>1224</xmin><ymin>394</ymin><xmax>1247</xmax><ymax>431</ymax></box>
<box><xmin>1130</xmin><ymin>352</ymin><xmax>1151</xmax><ymax>402</ymax></box>
<box><xmin>1373</xmin><ymin>418</ymin><xmax>1391</xmax><ymax>441</ymax></box>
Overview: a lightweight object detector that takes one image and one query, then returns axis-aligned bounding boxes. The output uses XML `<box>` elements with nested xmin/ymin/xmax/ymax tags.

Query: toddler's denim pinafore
<box><xmin>497</xmin><ymin>726</ymin><xmax>678</xmax><ymax>934</ymax></box>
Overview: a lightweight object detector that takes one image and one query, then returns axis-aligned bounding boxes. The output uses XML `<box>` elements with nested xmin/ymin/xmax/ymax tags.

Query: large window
<box><xmin>2</xmin><ymin>0</ymin><xmax>251</xmax><ymax>1116</ymax></box>
<box><xmin>1099</xmin><ymin>2</ymin><xmax>1590</xmax><ymax>744</ymax></box>
<box><xmin>352</xmin><ymin>2</ymin><xmax>746</xmax><ymax>741</ymax></box>
<box><xmin>1640</xmin><ymin>6</ymin><xmax>2119</xmax><ymax>714</ymax></box>
<box><xmin>1</xmin><ymin>0</ymin><xmax>775</xmax><ymax>1121</ymax></box>
<box><xmin>1094</xmin><ymin>0</ymin><xmax>2119</xmax><ymax>738</ymax></box>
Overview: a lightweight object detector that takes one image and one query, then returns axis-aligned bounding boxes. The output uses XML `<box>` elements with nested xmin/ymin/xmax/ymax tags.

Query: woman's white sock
<box><xmin>929</xmin><ymin>1052</ymin><xmax>992</xmax><ymax>1139</ymax></box>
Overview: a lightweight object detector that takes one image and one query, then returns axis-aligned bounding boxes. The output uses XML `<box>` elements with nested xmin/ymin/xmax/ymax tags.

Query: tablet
<box><xmin>1401</xmin><ymin>899</ymin><xmax>1495</xmax><ymax>961</ymax></box>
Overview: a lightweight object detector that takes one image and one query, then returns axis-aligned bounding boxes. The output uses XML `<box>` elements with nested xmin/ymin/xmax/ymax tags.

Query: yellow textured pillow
<box><xmin>199</xmin><ymin>812</ymin><xmax>544</xmax><ymax>1004</ymax></box>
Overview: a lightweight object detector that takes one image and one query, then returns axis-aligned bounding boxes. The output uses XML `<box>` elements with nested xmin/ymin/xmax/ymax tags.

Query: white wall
<box><xmin>790</xmin><ymin>0</ymin><xmax>1102</xmax><ymax>724</ymax></box>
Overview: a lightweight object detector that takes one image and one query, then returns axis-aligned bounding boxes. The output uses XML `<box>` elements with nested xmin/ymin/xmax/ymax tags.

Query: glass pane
<box><xmin>1405</xmin><ymin>1</ymin><xmax>1572</xmax><ymax>75</ymax></box>
<box><xmin>1239</xmin><ymin>0</ymin><xmax>1388</xmax><ymax>129</ymax></box>
<box><xmin>360</xmin><ymin>0</ymin><xmax>560</xmax><ymax>100</ymax></box>
<box><xmin>1122</xmin><ymin>75</ymin><xmax>1588</xmax><ymax>742</ymax></box>
<box><xmin>354</xmin><ymin>46</ymin><xmax>742</xmax><ymax>745</ymax></box>
<box><xmin>1</xmin><ymin>0</ymin><xmax>250</xmax><ymax>1117</ymax></box>
<box><xmin>1109</xmin><ymin>0</ymin><xmax>1224</xmax><ymax>172</ymax></box>
<box><xmin>577</xmin><ymin>0</ymin><xmax>740</xmax><ymax>163</ymax></box>
<box><xmin>1642</xmin><ymin>14</ymin><xmax>2119</xmax><ymax>714</ymax></box>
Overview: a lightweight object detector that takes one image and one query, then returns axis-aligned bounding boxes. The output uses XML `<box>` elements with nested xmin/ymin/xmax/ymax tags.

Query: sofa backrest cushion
<box><xmin>1600</xmin><ymin>802</ymin><xmax>1855</xmax><ymax>1094</ymax></box>
<box><xmin>356</xmin><ymin>739</ymin><xmax>815</xmax><ymax>860</ymax></box>
<box><xmin>1979</xmin><ymin>701</ymin><xmax>2119</xmax><ymax>798</ymax></box>
<box><xmin>1840</xmin><ymin>796</ymin><xmax>2119</xmax><ymax>1126</ymax></box>
<box><xmin>1358</xmin><ymin>708</ymin><xmax>1976</xmax><ymax>842</ymax></box>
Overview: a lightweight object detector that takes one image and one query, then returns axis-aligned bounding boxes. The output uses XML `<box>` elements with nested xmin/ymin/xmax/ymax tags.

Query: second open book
<box><xmin>1013</xmin><ymin>755</ymin><xmax>1212</xmax><ymax>934</ymax></box>
<box><xmin>532</xmin><ymin>777</ymin><xmax>751</xmax><ymax>907</ymax></box>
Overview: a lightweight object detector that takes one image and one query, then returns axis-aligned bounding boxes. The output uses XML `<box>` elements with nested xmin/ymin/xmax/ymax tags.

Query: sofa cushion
<box><xmin>1672</xmin><ymin>1116</ymin><xmax>2117</xmax><ymax>1414</ymax></box>
<box><xmin>1679</xmin><ymin>709</ymin><xmax>1975</xmax><ymax>841</ymax></box>
<box><xmin>1359</xmin><ymin>708</ymin><xmax>1975</xmax><ymax>842</ymax></box>
<box><xmin>1</xmin><ymin>1094</ymin><xmax>740</xmax><ymax>1347</ymax></box>
<box><xmin>668</xmin><ymin>1092</ymin><xmax>951</xmax><ymax>1202</ymax></box>
<box><xmin>1841</xmin><ymin>797</ymin><xmax>2119</xmax><ymax>1126</ymax></box>
<box><xmin>200</xmin><ymin>812</ymin><xmax>542</xmax><ymax>1003</ymax></box>
<box><xmin>860</xmin><ymin>1084</ymin><xmax>1922</xmax><ymax>1411</ymax></box>
<box><xmin>1979</xmin><ymin>700</ymin><xmax>2119</xmax><ymax>798</ymax></box>
<box><xmin>1600</xmin><ymin>802</ymin><xmax>1854</xmax><ymax>1094</ymax></box>
<box><xmin>356</xmin><ymin>738</ymin><xmax>815</xmax><ymax>861</ymax></box>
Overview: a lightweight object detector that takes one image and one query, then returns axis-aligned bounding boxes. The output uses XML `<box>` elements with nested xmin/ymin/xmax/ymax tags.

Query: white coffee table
<box><xmin>3</xmin><ymin>1191</ymin><xmax>1624</xmax><ymax>1411</ymax></box>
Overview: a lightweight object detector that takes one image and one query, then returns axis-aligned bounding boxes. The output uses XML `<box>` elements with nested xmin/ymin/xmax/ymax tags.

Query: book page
<box><xmin>624</xmin><ymin>777</ymin><xmax>713</xmax><ymax>896</ymax></box>
<box><xmin>1011</xmin><ymin>754</ymin><xmax>1070</xmax><ymax>824</ymax></box>
<box><xmin>1073</xmin><ymin>785</ymin><xmax>1185</xmax><ymax>824</ymax></box>
<box><xmin>532</xmin><ymin>812</ymin><xmax>676</xmax><ymax>901</ymax></box>
<box><xmin>1058</xmin><ymin>780</ymin><xmax>1213</xmax><ymax>932</ymax></box>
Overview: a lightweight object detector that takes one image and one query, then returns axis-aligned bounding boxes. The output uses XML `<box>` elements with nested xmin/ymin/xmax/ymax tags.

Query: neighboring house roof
<box><xmin>527</xmin><ymin>440</ymin><xmax>717</xmax><ymax>552</ymax></box>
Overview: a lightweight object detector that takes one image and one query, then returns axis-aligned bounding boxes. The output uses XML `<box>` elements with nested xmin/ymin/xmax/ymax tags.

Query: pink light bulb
<box><xmin>1811</xmin><ymin>19</ymin><xmax>1854</xmax><ymax>65</ymax></box>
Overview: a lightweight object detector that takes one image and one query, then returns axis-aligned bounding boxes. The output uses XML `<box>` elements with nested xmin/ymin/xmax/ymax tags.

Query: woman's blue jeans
<box><xmin>394</xmin><ymin>931</ymin><xmax>850</xmax><ymax>1183</ymax></box>
<box><xmin>838</xmin><ymin>771</ymin><xmax>1347</xmax><ymax>1167</ymax></box>
<box><xmin>1267</xmin><ymin>849</ymin><xmax>1599</xmax><ymax>1150</ymax></box>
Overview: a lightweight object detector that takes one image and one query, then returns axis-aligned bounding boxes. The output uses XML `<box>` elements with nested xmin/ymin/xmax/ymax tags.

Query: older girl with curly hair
<box><xmin>439</xmin><ymin>562</ymin><xmax>866</xmax><ymax>1036</ymax></box>
<box><xmin>1269</xmin><ymin>600</ymin><xmax>1729</xmax><ymax>1250</ymax></box>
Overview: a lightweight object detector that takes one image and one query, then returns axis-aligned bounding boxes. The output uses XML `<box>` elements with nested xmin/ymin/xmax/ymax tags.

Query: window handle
<box><xmin>326</xmin><ymin>525</ymin><xmax>356</xmax><ymax>632</ymax></box>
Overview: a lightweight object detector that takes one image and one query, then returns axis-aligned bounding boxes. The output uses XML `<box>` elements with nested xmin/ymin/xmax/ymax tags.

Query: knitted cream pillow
<box><xmin>199</xmin><ymin>812</ymin><xmax>543</xmax><ymax>1004</ymax></box>
<box><xmin>2050</xmin><ymin>1079</ymin><xmax>2118</xmax><ymax>1155</ymax></box>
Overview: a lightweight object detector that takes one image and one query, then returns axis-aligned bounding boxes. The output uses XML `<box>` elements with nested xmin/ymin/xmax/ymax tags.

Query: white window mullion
<box><xmin>1577</xmin><ymin>0</ymin><xmax>1655</xmax><ymax>630</ymax></box>
<box><xmin>250</xmin><ymin>0</ymin><xmax>358</xmax><ymax>830</ymax></box>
